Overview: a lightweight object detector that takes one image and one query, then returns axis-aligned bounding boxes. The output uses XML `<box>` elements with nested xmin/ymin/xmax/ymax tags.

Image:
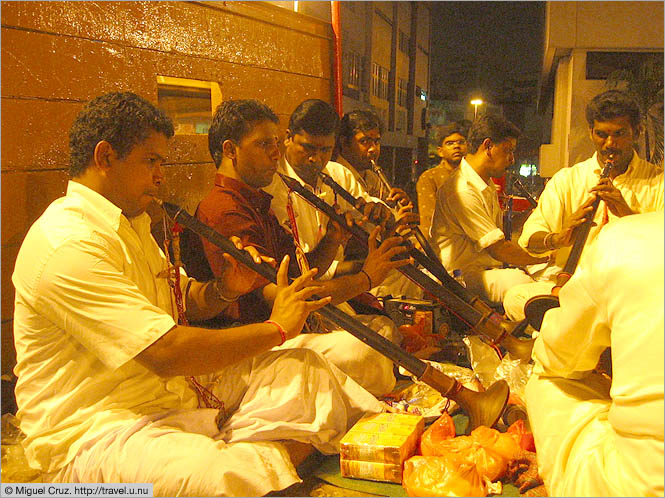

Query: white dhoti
<box><xmin>53</xmin><ymin>348</ymin><xmax>383</xmax><ymax>497</ymax></box>
<box><xmin>463</xmin><ymin>267</ymin><xmax>535</xmax><ymax>306</ymax></box>
<box><xmin>370</xmin><ymin>268</ymin><xmax>424</xmax><ymax>300</ymax></box>
<box><xmin>277</xmin><ymin>308</ymin><xmax>400</xmax><ymax>397</ymax></box>
<box><xmin>502</xmin><ymin>280</ymin><xmax>556</xmax><ymax>321</ymax></box>
<box><xmin>526</xmin><ymin>373</ymin><xmax>664</xmax><ymax>497</ymax></box>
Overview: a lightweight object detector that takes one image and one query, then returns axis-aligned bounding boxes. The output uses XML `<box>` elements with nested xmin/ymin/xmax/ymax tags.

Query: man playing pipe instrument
<box><xmin>264</xmin><ymin>99</ymin><xmax>423</xmax><ymax>300</ymax></box>
<box><xmin>429</xmin><ymin>114</ymin><xmax>549</xmax><ymax>307</ymax></box>
<box><xmin>12</xmin><ymin>92</ymin><xmax>386</xmax><ymax>497</ymax></box>
<box><xmin>504</xmin><ymin>90</ymin><xmax>664</xmax><ymax>321</ymax></box>
<box><xmin>525</xmin><ymin>211</ymin><xmax>664</xmax><ymax>496</ymax></box>
<box><xmin>335</xmin><ymin>109</ymin><xmax>410</xmax><ymax>207</ymax></box>
<box><xmin>277</xmin><ymin>167</ymin><xmax>537</xmax><ymax>363</ymax></box>
<box><xmin>196</xmin><ymin>99</ymin><xmax>410</xmax><ymax>397</ymax></box>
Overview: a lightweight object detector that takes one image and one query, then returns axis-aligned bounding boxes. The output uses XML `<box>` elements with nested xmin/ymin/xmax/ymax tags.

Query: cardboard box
<box><xmin>339</xmin><ymin>413</ymin><xmax>424</xmax><ymax>483</ymax></box>
<box><xmin>340</xmin><ymin>459</ymin><xmax>403</xmax><ymax>484</ymax></box>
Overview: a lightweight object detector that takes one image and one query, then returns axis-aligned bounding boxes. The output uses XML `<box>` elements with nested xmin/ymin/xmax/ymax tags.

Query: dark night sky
<box><xmin>429</xmin><ymin>1</ymin><xmax>546</xmax><ymax>104</ymax></box>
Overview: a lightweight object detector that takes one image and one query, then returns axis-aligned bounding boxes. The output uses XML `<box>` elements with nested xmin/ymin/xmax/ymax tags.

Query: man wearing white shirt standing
<box><xmin>503</xmin><ymin>90</ymin><xmax>664</xmax><ymax>321</ymax></box>
<box><xmin>429</xmin><ymin>114</ymin><xmax>548</xmax><ymax>306</ymax></box>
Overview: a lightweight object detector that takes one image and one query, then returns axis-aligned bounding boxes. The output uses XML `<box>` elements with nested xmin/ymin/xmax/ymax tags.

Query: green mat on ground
<box><xmin>313</xmin><ymin>414</ymin><xmax>522</xmax><ymax>497</ymax></box>
<box><xmin>313</xmin><ymin>455</ymin><xmax>522</xmax><ymax>497</ymax></box>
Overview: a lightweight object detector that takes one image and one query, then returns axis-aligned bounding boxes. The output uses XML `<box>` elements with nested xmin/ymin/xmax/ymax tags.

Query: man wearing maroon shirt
<box><xmin>196</xmin><ymin>99</ymin><xmax>409</xmax><ymax>396</ymax></box>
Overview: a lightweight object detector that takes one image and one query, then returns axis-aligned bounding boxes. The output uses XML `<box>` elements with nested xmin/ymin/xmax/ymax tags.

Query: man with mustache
<box><xmin>503</xmin><ymin>90</ymin><xmax>664</xmax><ymax>321</ymax></box>
<box><xmin>335</xmin><ymin>109</ymin><xmax>410</xmax><ymax>206</ymax></box>
<box><xmin>417</xmin><ymin>121</ymin><xmax>470</xmax><ymax>236</ymax></box>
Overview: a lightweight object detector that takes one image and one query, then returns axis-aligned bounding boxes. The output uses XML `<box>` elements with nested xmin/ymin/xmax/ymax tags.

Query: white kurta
<box><xmin>429</xmin><ymin>158</ymin><xmax>533</xmax><ymax>304</ymax></box>
<box><xmin>525</xmin><ymin>211</ymin><xmax>664</xmax><ymax>496</ymax></box>
<box><xmin>13</xmin><ymin>181</ymin><xmax>382</xmax><ymax>496</ymax></box>
<box><xmin>504</xmin><ymin>152</ymin><xmax>664</xmax><ymax>320</ymax></box>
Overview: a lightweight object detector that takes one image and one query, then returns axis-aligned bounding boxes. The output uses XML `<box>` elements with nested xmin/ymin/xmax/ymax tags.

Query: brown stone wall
<box><xmin>1</xmin><ymin>1</ymin><xmax>333</xmax><ymax>373</ymax></box>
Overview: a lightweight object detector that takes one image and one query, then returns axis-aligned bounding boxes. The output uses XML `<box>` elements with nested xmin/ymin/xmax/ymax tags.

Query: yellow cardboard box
<box><xmin>340</xmin><ymin>459</ymin><xmax>403</xmax><ymax>484</ymax></box>
<box><xmin>339</xmin><ymin>413</ymin><xmax>424</xmax><ymax>483</ymax></box>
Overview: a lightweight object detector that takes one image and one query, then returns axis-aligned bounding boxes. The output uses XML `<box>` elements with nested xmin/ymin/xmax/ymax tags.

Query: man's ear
<box><xmin>284</xmin><ymin>129</ymin><xmax>294</xmax><ymax>147</ymax></box>
<box><xmin>222</xmin><ymin>139</ymin><xmax>236</xmax><ymax>159</ymax></box>
<box><xmin>482</xmin><ymin>138</ymin><xmax>493</xmax><ymax>157</ymax></box>
<box><xmin>93</xmin><ymin>140</ymin><xmax>115</xmax><ymax>171</ymax></box>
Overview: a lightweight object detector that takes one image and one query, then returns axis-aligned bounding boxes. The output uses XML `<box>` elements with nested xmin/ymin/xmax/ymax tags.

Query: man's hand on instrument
<box><xmin>325</xmin><ymin>203</ymin><xmax>354</xmax><ymax>245</ymax></box>
<box><xmin>590</xmin><ymin>178</ymin><xmax>634</xmax><ymax>217</ymax></box>
<box><xmin>269</xmin><ymin>255</ymin><xmax>331</xmax><ymax>340</ymax></box>
<box><xmin>392</xmin><ymin>203</ymin><xmax>420</xmax><ymax>237</ymax></box>
<box><xmin>215</xmin><ymin>236</ymin><xmax>276</xmax><ymax>298</ymax></box>
<box><xmin>361</xmin><ymin>225</ymin><xmax>412</xmax><ymax>286</ymax></box>
<box><xmin>360</xmin><ymin>200</ymin><xmax>394</xmax><ymax>228</ymax></box>
<box><xmin>387</xmin><ymin>187</ymin><xmax>410</xmax><ymax>207</ymax></box>
<box><xmin>551</xmin><ymin>197</ymin><xmax>596</xmax><ymax>248</ymax></box>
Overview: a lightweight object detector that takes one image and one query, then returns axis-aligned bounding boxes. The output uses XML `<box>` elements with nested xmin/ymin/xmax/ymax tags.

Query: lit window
<box><xmin>398</xmin><ymin>78</ymin><xmax>408</xmax><ymax>107</ymax></box>
<box><xmin>371</xmin><ymin>63</ymin><xmax>389</xmax><ymax>100</ymax></box>
<box><xmin>157</xmin><ymin>76</ymin><xmax>222</xmax><ymax>135</ymax></box>
<box><xmin>343</xmin><ymin>52</ymin><xmax>362</xmax><ymax>89</ymax></box>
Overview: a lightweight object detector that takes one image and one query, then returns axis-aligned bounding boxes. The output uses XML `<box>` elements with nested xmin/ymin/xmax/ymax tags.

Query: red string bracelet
<box><xmin>265</xmin><ymin>320</ymin><xmax>287</xmax><ymax>346</ymax></box>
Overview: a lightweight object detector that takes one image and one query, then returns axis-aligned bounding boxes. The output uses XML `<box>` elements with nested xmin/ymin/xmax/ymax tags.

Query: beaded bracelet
<box><xmin>265</xmin><ymin>319</ymin><xmax>287</xmax><ymax>346</ymax></box>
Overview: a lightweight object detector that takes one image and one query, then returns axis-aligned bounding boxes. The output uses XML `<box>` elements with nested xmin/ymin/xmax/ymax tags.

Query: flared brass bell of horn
<box><xmin>469</xmin><ymin>299</ymin><xmax>535</xmax><ymax>362</ymax></box>
<box><xmin>497</xmin><ymin>320</ymin><xmax>536</xmax><ymax>362</ymax></box>
<box><xmin>420</xmin><ymin>365</ymin><xmax>510</xmax><ymax>432</ymax></box>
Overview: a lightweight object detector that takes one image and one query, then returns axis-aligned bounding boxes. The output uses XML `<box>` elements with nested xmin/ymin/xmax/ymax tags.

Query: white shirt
<box><xmin>527</xmin><ymin>212</ymin><xmax>664</xmax><ymax>495</ymax></box>
<box><xmin>532</xmin><ymin>211</ymin><xmax>664</xmax><ymax>438</ymax></box>
<box><xmin>12</xmin><ymin>181</ymin><xmax>195</xmax><ymax>472</ymax></box>
<box><xmin>264</xmin><ymin>157</ymin><xmax>382</xmax><ymax>279</ymax></box>
<box><xmin>519</xmin><ymin>151</ymin><xmax>664</xmax><ymax>276</ymax></box>
<box><xmin>429</xmin><ymin>158</ymin><xmax>505</xmax><ymax>273</ymax></box>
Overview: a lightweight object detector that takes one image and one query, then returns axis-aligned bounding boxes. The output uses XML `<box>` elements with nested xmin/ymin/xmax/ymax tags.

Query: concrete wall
<box><xmin>539</xmin><ymin>1</ymin><xmax>663</xmax><ymax>176</ymax></box>
<box><xmin>1</xmin><ymin>1</ymin><xmax>333</xmax><ymax>374</ymax></box>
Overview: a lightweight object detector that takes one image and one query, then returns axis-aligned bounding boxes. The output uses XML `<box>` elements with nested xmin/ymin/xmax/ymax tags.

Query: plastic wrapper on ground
<box><xmin>463</xmin><ymin>335</ymin><xmax>533</xmax><ymax>401</ymax></box>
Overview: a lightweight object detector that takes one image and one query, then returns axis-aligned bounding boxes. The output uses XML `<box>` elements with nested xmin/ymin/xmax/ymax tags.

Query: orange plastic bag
<box><xmin>403</xmin><ymin>455</ymin><xmax>487</xmax><ymax>497</ymax></box>
<box><xmin>417</xmin><ymin>425</ymin><xmax>522</xmax><ymax>482</ymax></box>
<box><xmin>419</xmin><ymin>412</ymin><xmax>456</xmax><ymax>456</ymax></box>
<box><xmin>507</xmin><ymin>419</ymin><xmax>536</xmax><ymax>452</ymax></box>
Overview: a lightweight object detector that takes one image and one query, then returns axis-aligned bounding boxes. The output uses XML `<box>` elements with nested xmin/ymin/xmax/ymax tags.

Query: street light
<box><xmin>470</xmin><ymin>99</ymin><xmax>483</xmax><ymax>119</ymax></box>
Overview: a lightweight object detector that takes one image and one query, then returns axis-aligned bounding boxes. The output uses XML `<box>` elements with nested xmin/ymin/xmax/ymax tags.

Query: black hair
<box><xmin>69</xmin><ymin>92</ymin><xmax>174</xmax><ymax>177</ymax></box>
<box><xmin>467</xmin><ymin>114</ymin><xmax>520</xmax><ymax>153</ymax></box>
<box><xmin>208</xmin><ymin>99</ymin><xmax>278</xmax><ymax>167</ymax></box>
<box><xmin>439</xmin><ymin>120</ymin><xmax>471</xmax><ymax>144</ymax></box>
<box><xmin>585</xmin><ymin>90</ymin><xmax>641</xmax><ymax>131</ymax></box>
<box><xmin>339</xmin><ymin>109</ymin><xmax>384</xmax><ymax>141</ymax></box>
<box><xmin>288</xmin><ymin>99</ymin><xmax>340</xmax><ymax>137</ymax></box>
